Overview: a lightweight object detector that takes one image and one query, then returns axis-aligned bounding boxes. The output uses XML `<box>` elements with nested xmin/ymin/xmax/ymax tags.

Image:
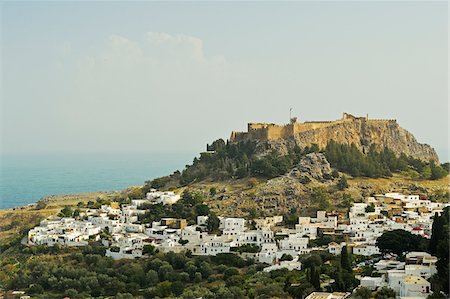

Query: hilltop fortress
<box><xmin>230</xmin><ymin>113</ymin><xmax>438</xmax><ymax>162</ymax></box>
<box><xmin>230</xmin><ymin>113</ymin><xmax>391</xmax><ymax>142</ymax></box>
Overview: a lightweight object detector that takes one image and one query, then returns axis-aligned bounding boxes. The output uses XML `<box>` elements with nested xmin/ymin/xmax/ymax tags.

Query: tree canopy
<box><xmin>376</xmin><ymin>229</ymin><xmax>428</xmax><ymax>256</ymax></box>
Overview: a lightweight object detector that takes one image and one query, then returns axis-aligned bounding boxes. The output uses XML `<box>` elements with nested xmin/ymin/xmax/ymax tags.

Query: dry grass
<box><xmin>349</xmin><ymin>174</ymin><xmax>449</xmax><ymax>190</ymax></box>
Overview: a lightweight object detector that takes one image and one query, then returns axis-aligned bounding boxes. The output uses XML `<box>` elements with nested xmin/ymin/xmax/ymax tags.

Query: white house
<box><xmin>221</xmin><ymin>217</ymin><xmax>246</xmax><ymax>236</ymax></box>
<box><xmin>146</xmin><ymin>190</ymin><xmax>181</xmax><ymax>205</ymax></box>
<box><xmin>375</xmin><ymin>260</ymin><xmax>405</xmax><ymax>272</ymax></box>
<box><xmin>263</xmin><ymin>259</ymin><xmax>302</xmax><ymax>272</ymax></box>
<box><xmin>28</xmin><ymin>218</ymin><xmax>102</xmax><ymax>246</ymax></box>
<box><xmin>279</xmin><ymin>234</ymin><xmax>309</xmax><ymax>253</ymax></box>
<box><xmin>105</xmin><ymin>233</ymin><xmax>148</xmax><ymax>260</ymax></box>
<box><xmin>199</xmin><ymin>236</ymin><xmax>232</xmax><ymax>256</ymax></box>
<box><xmin>258</xmin><ymin>243</ymin><xmax>278</xmax><ymax>264</ymax></box>
<box><xmin>352</xmin><ymin>244</ymin><xmax>380</xmax><ymax>256</ymax></box>
<box><xmin>255</xmin><ymin>216</ymin><xmax>283</xmax><ymax>230</ymax></box>
<box><xmin>399</xmin><ymin>275</ymin><xmax>431</xmax><ymax>297</ymax></box>
<box><xmin>359</xmin><ymin>276</ymin><xmax>383</xmax><ymax>291</ymax></box>
<box><xmin>405</xmin><ymin>264</ymin><xmax>435</xmax><ymax>280</ymax></box>
<box><xmin>387</xmin><ymin>270</ymin><xmax>406</xmax><ymax>293</ymax></box>
<box><xmin>295</xmin><ymin>223</ymin><xmax>319</xmax><ymax>239</ymax></box>
<box><xmin>233</xmin><ymin>230</ymin><xmax>274</xmax><ymax>246</ymax></box>
<box><xmin>328</xmin><ymin>242</ymin><xmax>343</xmax><ymax>255</ymax></box>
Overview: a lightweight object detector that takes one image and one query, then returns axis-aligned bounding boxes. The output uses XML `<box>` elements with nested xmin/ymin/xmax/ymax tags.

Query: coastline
<box><xmin>1</xmin><ymin>190</ymin><xmax>121</xmax><ymax>211</ymax></box>
<box><xmin>0</xmin><ymin>151</ymin><xmax>196</xmax><ymax>210</ymax></box>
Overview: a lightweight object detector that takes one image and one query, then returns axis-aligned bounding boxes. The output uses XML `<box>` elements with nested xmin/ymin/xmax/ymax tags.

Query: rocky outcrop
<box><xmin>253</xmin><ymin>119</ymin><xmax>438</xmax><ymax>162</ymax></box>
<box><xmin>289</xmin><ymin>153</ymin><xmax>332</xmax><ymax>180</ymax></box>
<box><xmin>296</xmin><ymin>120</ymin><xmax>438</xmax><ymax>161</ymax></box>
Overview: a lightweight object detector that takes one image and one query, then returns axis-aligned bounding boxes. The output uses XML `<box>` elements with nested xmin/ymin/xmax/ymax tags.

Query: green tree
<box><xmin>158</xmin><ymin>264</ymin><xmax>174</xmax><ymax>281</ymax></box>
<box><xmin>430</xmin><ymin>212</ymin><xmax>445</xmax><ymax>255</ymax></box>
<box><xmin>376</xmin><ymin>229</ymin><xmax>428</xmax><ymax>256</ymax></box>
<box><xmin>430</xmin><ymin>163</ymin><xmax>448</xmax><ymax>180</ymax></box>
<box><xmin>181</xmin><ymin>190</ymin><xmax>204</xmax><ymax>207</ymax></box>
<box><xmin>143</xmin><ymin>244</ymin><xmax>155</xmax><ymax>255</ymax></box>
<box><xmin>58</xmin><ymin>206</ymin><xmax>74</xmax><ymax>218</ymax></box>
<box><xmin>154</xmin><ymin>281</ymin><xmax>173</xmax><ymax>298</ymax></box>
<box><xmin>365</xmin><ymin>204</ymin><xmax>375</xmax><ymax>213</ymax></box>
<box><xmin>310</xmin><ymin>266</ymin><xmax>321</xmax><ymax>290</ymax></box>
<box><xmin>427</xmin><ymin>291</ymin><xmax>448</xmax><ymax>298</ymax></box>
<box><xmin>375</xmin><ymin>287</ymin><xmax>396</xmax><ymax>299</ymax></box>
<box><xmin>311</xmin><ymin>187</ymin><xmax>331</xmax><ymax>210</ymax></box>
<box><xmin>337</xmin><ymin>175</ymin><xmax>349</xmax><ymax>190</ymax></box>
<box><xmin>36</xmin><ymin>201</ymin><xmax>47</xmax><ymax>210</ymax></box>
<box><xmin>352</xmin><ymin>287</ymin><xmax>372</xmax><ymax>299</ymax></box>
<box><xmin>195</xmin><ymin>204</ymin><xmax>210</xmax><ymax>216</ymax></box>
<box><xmin>206</xmin><ymin>213</ymin><xmax>220</xmax><ymax>233</ymax></box>
<box><xmin>145</xmin><ymin>269</ymin><xmax>159</xmax><ymax>286</ymax></box>
<box><xmin>280</xmin><ymin>254</ymin><xmax>293</xmax><ymax>261</ymax></box>
<box><xmin>284</xmin><ymin>208</ymin><xmax>299</xmax><ymax>227</ymax></box>
<box><xmin>340</xmin><ymin>246</ymin><xmax>352</xmax><ymax>272</ymax></box>
<box><xmin>430</xmin><ymin>207</ymin><xmax>449</xmax><ymax>294</ymax></box>
<box><xmin>73</xmin><ymin>209</ymin><xmax>80</xmax><ymax>218</ymax></box>
<box><xmin>302</xmin><ymin>254</ymin><xmax>322</xmax><ymax>269</ymax></box>
<box><xmin>421</xmin><ymin>165</ymin><xmax>432</xmax><ymax>179</ymax></box>
<box><xmin>65</xmin><ymin>289</ymin><xmax>78</xmax><ymax>298</ymax></box>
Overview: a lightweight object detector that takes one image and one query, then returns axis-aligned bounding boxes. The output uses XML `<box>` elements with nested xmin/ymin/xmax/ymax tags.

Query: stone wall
<box><xmin>230</xmin><ymin>114</ymin><xmax>382</xmax><ymax>142</ymax></box>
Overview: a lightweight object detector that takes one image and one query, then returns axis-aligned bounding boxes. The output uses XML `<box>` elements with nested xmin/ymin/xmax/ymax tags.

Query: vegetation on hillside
<box><xmin>1</xmin><ymin>239</ymin><xmax>366</xmax><ymax>299</ymax></box>
<box><xmin>145</xmin><ymin>140</ymin><xmax>316</xmax><ymax>189</ymax></box>
<box><xmin>178</xmin><ymin>140</ymin><xmax>321</xmax><ymax>184</ymax></box>
<box><xmin>146</xmin><ymin>139</ymin><xmax>448</xmax><ymax>190</ymax></box>
<box><xmin>324</xmin><ymin>141</ymin><xmax>448</xmax><ymax>180</ymax></box>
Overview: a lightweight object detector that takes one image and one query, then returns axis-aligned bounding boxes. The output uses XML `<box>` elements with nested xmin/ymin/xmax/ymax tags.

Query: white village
<box><xmin>27</xmin><ymin>190</ymin><xmax>449</xmax><ymax>299</ymax></box>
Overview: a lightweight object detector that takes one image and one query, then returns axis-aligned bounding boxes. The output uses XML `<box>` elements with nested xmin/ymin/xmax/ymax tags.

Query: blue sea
<box><xmin>0</xmin><ymin>152</ymin><xmax>196</xmax><ymax>210</ymax></box>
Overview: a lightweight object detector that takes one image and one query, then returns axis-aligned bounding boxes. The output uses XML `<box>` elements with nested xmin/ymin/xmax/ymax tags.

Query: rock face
<box><xmin>294</xmin><ymin>120</ymin><xmax>438</xmax><ymax>162</ymax></box>
<box><xmin>251</xmin><ymin>118</ymin><xmax>439</xmax><ymax>162</ymax></box>
<box><xmin>290</xmin><ymin>153</ymin><xmax>332</xmax><ymax>180</ymax></box>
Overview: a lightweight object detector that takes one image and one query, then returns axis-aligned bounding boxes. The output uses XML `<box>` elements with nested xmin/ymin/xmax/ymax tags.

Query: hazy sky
<box><xmin>1</xmin><ymin>2</ymin><xmax>448</xmax><ymax>160</ymax></box>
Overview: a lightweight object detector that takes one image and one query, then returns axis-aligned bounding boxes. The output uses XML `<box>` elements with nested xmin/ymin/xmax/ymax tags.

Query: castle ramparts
<box><xmin>229</xmin><ymin>113</ymin><xmax>396</xmax><ymax>143</ymax></box>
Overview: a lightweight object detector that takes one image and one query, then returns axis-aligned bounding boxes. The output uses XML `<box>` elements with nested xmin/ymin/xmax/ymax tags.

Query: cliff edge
<box><xmin>230</xmin><ymin>113</ymin><xmax>439</xmax><ymax>162</ymax></box>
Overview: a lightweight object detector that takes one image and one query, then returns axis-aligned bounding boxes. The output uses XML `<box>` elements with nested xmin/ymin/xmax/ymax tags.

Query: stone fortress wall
<box><xmin>229</xmin><ymin>113</ymin><xmax>397</xmax><ymax>143</ymax></box>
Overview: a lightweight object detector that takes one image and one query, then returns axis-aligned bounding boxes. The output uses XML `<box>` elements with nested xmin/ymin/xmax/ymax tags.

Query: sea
<box><xmin>0</xmin><ymin>151</ymin><xmax>196</xmax><ymax>210</ymax></box>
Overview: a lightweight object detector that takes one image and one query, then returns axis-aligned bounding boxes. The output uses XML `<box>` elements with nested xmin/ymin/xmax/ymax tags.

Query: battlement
<box><xmin>248</xmin><ymin>123</ymin><xmax>279</xmax><ymax>130</ymax></box>
<box><xmin>342</xmin><ymin>112</ymin><xmax>368</xmax><ymax>121</ymax></box>
<box><xmin>229</xmin><ymin>113</ymin><xmax>396</xmax><ymax>143</ymax></box>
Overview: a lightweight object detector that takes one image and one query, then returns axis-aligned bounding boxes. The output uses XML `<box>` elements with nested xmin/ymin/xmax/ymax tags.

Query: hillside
<box><xmin>1</xmin><ymin>173</ymin><xmax>448</xmax><ymax>249</ymax></box>
<box><xmin>175</xmin><ymin>173</ymin><xmax>450</xmax><ymax>218</ymax></box>
<box><xmin>0</xmin><ymin>116</ymin><xmax>449</xmax><ymax>299</ymax></box>
<box><xmin>140</xmin><ymin>114</ymin><xmax>449</xmax><ymax>217</ymax></box>
<box><xmin>2</xmin><ymin>114</ymin><xmax>445</xmax><ymax>228</ymax></box>
<box><xmin>1</xmin><ymin>114</ymin><xmax>449</xmax><ymax>246</ymax></box>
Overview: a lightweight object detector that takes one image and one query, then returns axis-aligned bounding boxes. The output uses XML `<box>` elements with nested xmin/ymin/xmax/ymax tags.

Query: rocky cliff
<box><xmin>253</xmin><ymin>119</ymin><xmax>439</xmax><ymax>162</ymax></box>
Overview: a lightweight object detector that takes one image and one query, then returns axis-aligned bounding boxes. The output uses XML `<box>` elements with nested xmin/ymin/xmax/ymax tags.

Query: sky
<box><xmin>1</xmin><ymin>1</ymin><xmax>448</xmax><ymax>161</ymax></box>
